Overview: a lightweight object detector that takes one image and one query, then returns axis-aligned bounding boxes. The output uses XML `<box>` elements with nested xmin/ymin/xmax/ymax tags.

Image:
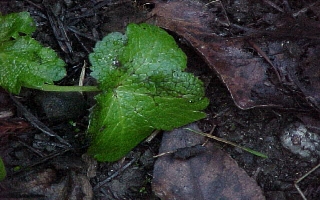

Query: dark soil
<box><xmin>1</xmin><ymin>0</ymin><xmax>320</xmax><ymax>200</ymax></box>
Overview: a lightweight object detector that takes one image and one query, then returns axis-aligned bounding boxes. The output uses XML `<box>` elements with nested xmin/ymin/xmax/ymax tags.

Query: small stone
<box><xmin>34</xmin><ymin>91</ymin><xmax>86</xmax><ymax>122</ymax></box>
<box><xmin>281</xmin><ymin>122</ymin><xmax>320</xmax><ymax>159</ymax></box>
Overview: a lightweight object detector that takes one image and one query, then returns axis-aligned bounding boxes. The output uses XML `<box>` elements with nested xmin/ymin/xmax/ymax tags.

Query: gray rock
<box><xmin>281</xmin><ymin>122</ymin><xmax>320</xmax><ymax>159</ymax></box>
<box><xmin>34</xmin><ymin>91</ymin><xmax>86</xmax><ymax>122</ymax></box>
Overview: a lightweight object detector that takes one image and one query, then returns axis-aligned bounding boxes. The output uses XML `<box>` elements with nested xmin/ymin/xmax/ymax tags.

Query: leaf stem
<box><xmin>27</xmin><ymin>84</ymin><xmax>101</xmax><ymax>92</ymax></box>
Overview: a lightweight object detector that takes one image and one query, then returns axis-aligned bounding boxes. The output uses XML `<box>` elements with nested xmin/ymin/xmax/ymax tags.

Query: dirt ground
<box><xmin>1</xmin><ymin>0</ymin><xmax>320</xmax><ymax>199</ymax></box>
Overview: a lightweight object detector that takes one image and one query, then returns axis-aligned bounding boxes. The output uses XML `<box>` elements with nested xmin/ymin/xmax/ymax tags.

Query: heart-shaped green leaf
<box><xmin>88</xmin><ymin>23</ymin><xmax>209</xmax><ymax>161</ymax></box>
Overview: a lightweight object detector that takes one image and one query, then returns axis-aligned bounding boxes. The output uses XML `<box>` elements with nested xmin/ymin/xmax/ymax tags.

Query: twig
<box><xmin>185</xmin><ymin>128</ymin><xmax>268</xmax><ymax>158</ymax></box>
<box><xmin>262</xmin><ymin>0</ymin><xmax>284</xmax><ymax>13</ymax></box>
<box><xmin>10</xmin><ymin>95</ymin><xmax>71</xmax><ymax>148</ymax></box>
<box><xmin>248</xmin><ymin>40</ymin><xmax>282</xmax><ymax>84</ymax></box>
<box><xmin>68</xmin><ymin>26</ymin><xmax>98</xmax><ymax>42</ymax></box>
<box><xmin>294</xmin><ymin>162</ymin><xmax>320</xmax><ymax>200</ymax></box>
<box><xmin>8</xmin><ymin>148</ymin><xmax>71</xmax><ymax>177</ymax></box>
<box><xmin>23</xmin><ymin>0</ymin><xmax>44</xmax><ymax>11</ymax></box>
<box><xmin>292</xmin><ymin>2</ymin><xmax>317</xmax><ymax>18</ymax></box>
<box><xmin>93</xmin><ymin>158</ymin><xmax>136</xmax><ymax>191</ymax></box>
<box><xmin>18</xmin><ymin>140</ymin><xmax>46</xmax><ymax>157</ymax></box>
<box><xmin>145</xmin><ymin>130</ymin><xmax>161</xmax><ymax>143</ymax></box>
<box><xmin>79</xmin><ymin>61</ymin><xmax>87</xmax><ymax>88</ymax></box>
<box><xmin>45</xmin><ymin>7</ymin><xmax>73</xmax><ymax>54</ymax></box>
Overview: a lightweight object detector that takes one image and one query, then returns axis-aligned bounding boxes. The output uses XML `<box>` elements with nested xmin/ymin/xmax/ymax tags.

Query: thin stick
<box><xmin>10</xmin><ymin>95</ymin><xmax>71</xmax><ymax>148</ymax></box>
<box><xmin>145</xmin><ymin>130</ymin><xmax>161</xmax><ymax>143</ymax></box>
<box><xmin>262</xmin><ymin>0</ymin><xmax>284</xmax><ymax>12</ymax></box>
<box><xmin>79</xmin><ymin>61</ymin><xmax>86</xmax><ymax>87</ymax></box>
<box><xmin>18</xmin><ymin>140</ymin><xmax>46</xmax><ymax>157</ymax></box>
<box><xmin>8</xmin><ymin>148</ymin><xmax>70</xmax><ymax>177</ymax></box>
<box><xmin>294</xmin><ymin>162</ymin><xmax>320</xmax><ymax>200</ymax></box>
<box><xmin>292</xmin><ymin>2</ymin><xmax>317</xmax><ymax>17</ymax></box>
<box><xmin>93</xmin><ymin>158</ymin><xmax>137</xmax><ymax>191</ymax></box>
<box><xmin>248</xmin><ymin>40</ymin><xmax>282</xmax><ymax>83</ymax></box>
<box><xmin>184</xmin><ymin>128</ymin><xmax>268</xmax><ymax>158</ymax></box>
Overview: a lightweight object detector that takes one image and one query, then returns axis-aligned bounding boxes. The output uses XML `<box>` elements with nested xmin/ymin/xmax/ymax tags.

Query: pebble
<box><xmin>281</xmin><ymin>122</ymin><xmax>320</xmax><ymax>159</ymax></box>
<box><xmin>34</xmin><ymin>91</ymin><xmax>86</xmax><ymax>122</ymax></box>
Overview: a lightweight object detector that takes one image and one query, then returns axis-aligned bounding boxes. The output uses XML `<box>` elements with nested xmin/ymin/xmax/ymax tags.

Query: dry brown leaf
<box><xmin>148</xmin><ymin>0</ymin><xmax>320</xmax><ymax>111</ymax></box>
<box><xmin>0</xmin><ymin>160</ymin><xmax>93</xmax><ymax>199</ymax></box>
<box><xmin>152</xmin><ymin>123</ymin><xmax>265</xmax><ymax>200</ymax></box>
<box><xmin>147</xmin><ymin>0</ymin><xmax>277</xmax><ymax>109</ymax></box>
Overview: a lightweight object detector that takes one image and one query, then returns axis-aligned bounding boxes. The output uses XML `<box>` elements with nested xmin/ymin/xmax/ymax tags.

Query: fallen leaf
<box><xmin>287</xmin><ymin>44</ymin><xmax>320</xmax><ymax>111</ymax></box>
<box><xmin>148</xmin><ymin>0</ymin><xmax>320</xmax><ymax>111</ymax></box>
<box><xmin>147</xmin><ymin>0</ymin><xmax>275</xmax><ymax>109</ymax></box>
<box><xmin>152</xmin><ymin>123</ymin><xmax>265</xmax><ymax>200</ymax></box>
<box><xmin>0</xmin><ymin>158</ymin><xmax>93</xmax><ymax>200</ymax></box>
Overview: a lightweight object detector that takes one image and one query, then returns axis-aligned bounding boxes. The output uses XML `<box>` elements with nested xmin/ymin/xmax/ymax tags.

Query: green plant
<box><xmin>0</xmin><ymin>157</ymin><xmax>6</xmax><ymax>181</ymax></box>
<box><xmin>0</xmin><ymin>12</ymin><xmax>66</xmax><ymax>94</ymax></box>
<box><xmin>0</xmin><ymin>12</ymin><xmax>208</xmax><ymax>162</ymax></box>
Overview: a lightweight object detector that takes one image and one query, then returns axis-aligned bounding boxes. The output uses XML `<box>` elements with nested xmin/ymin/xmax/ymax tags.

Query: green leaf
<box><xmin>0</xmin><ymin>12</ymin><xmax>66</xmax><ymax>94</ymax></box>
<box><xmin>0</xmin><ymin>12</ymin><xmax>35</xmax><ymax>40</ymax></box>
<box><xmin>0</xmin><ymin>157</ymin><xmax>6</xmax><ymax>181</ymax></box>
<box><xmin>88</xmin><ymin>23</ymin><xmax>209</xmax><ymax>162</ymax></box>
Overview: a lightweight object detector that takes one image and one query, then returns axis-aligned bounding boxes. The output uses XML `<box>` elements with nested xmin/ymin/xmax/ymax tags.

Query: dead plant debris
<box><xmin>1</xmin><ymin>0</ymin><xmax>320</xmax><ymax>199</ymax></box>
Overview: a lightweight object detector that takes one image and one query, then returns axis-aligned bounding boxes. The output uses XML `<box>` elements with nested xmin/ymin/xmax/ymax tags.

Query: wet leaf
<box><xmin>0</xmin><ymin>12</ymin><xmax>66</xmax><ymax>94</ymax></box>
<box><xmin>88</xmin><ymin>23</ymin><xmax>209</xmax><ymax>162</ymax></box>
<box><xmin>0</xmin><ymin>12</ymin><xmax>35</xmax><ymax>40</ymax></box>
<box><xmin>148</xmin><ymin>0</ymin><xmax>279</xmax><ymax>109</ymax></box>
<box><xmin>148</xmin><ymin>0</ymin><xmax>320</xmax><ymax>110</ymax></box>
<box><xmin>152</xmin><ymin>123</ymin><xmax>265</xmax><ymax>200</ymax></box>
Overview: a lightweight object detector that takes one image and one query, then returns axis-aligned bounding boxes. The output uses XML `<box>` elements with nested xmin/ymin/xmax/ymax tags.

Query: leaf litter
<box><xmin>148</xmin><ymin>0</ymin><xmax>320</xmax><ymax>199</ymax></box>
<box><xmin>2</xmin><ymin>0</ymin><xmax>320</xmax><ymax>199</ymax></box>
<box><xmin>148</xmin><ymin>0</ymin><xmax>320</xmax><ymax>111</ymax></box>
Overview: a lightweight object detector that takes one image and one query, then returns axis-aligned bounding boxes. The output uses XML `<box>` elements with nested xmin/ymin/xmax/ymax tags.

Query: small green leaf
<box><xmin>0</xmin><ymin>157</ymin><xmax>6</xmax><ymax>181</ymax></box>
<box><xmin>0</xmin><ymin>12</ymin><xmax>35</xmax><ymax>40</ymax></box>
<box><xmin>88</xmin><ymin>23</ymin><xmax>209</xmax><ymax>161</ymax></box>
<box><xmin>0</xmin><ymin>12</ymin><xmax>66</xmax><ymax>94</ymax></box>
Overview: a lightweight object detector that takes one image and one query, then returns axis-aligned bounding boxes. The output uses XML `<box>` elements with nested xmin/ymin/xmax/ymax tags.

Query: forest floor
<box><xmin>1</xmin><ymin>0</ymin><xmax>320</xmax><ymax>199</ymax></box>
